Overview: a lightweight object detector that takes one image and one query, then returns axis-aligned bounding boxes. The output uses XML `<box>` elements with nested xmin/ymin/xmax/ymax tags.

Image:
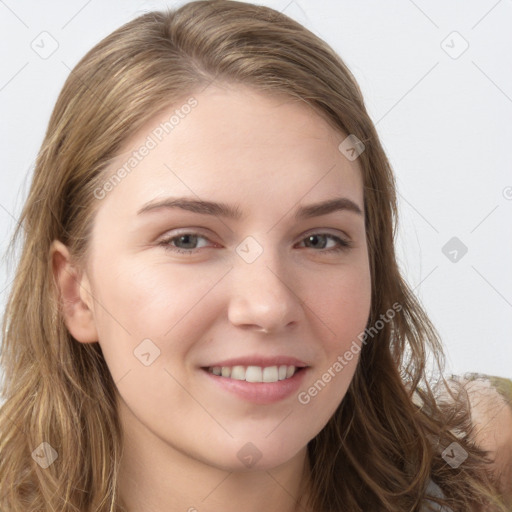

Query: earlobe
<box><xmin>50</xmin><ymin>240</ymin><xmax>98</xmax><ymax>343</ymax></box>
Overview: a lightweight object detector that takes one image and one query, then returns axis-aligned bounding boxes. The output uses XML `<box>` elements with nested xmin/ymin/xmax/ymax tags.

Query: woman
<box><xmin>0</xmin><ymin>1</ymin><xmax>509</xmax><ymax>510</ymax></box>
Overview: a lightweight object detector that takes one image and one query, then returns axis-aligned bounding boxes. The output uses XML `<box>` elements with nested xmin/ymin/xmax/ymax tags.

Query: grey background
<box><xmin>1</xmin><ymin>0</ymin><xmax>511</xmax><ymax>381</ymax></box>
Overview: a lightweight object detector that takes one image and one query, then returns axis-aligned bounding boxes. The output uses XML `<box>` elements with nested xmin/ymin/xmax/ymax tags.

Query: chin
<box><xmin>205</xmin><ymin>437</ymin><xmax>308</xmax><ymax>473</ymax></box>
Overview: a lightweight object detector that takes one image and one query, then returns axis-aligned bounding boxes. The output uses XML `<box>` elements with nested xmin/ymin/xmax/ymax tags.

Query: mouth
<box><xmin>199</xmin><ymin>364</ymin><xmax>309</xmax><ymax>404</ymax></box>
<box><xmin>202</xmin><ymin>364</ymin><xmax>305</xmax><ymax>383</ymax></box>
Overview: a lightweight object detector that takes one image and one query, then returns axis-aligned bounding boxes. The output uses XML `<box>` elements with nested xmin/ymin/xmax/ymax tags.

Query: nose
<box><xmin>227</xmin><ymin>245</ymin><xmax>302</xmax><ymax>334</ymax></box>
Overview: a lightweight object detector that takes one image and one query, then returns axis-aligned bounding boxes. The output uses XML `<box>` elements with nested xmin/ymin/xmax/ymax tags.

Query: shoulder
<box><xmin>429</xmin><ymin>373</ymin><xmax>512</xmax><ymax>506</ymax></box>
<box><xmin>421</xmin><ymin>478</ymin><xmax>454</xmax><ymax>512</ymax></box>
<box><xmin>462</xmin><ymin>374</ymin><xmax>512</xmax><ymax>496</ymax></box>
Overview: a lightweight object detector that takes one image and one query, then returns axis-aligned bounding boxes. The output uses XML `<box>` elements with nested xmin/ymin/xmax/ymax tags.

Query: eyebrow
<box><xmin>136</xmin><ymin>196</ymin><xmax>363</xmax><ymax>220</ymax></box>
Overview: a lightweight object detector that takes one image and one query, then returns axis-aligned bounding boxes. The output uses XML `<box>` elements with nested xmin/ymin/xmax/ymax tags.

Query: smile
<box><xmin>201</xmin><ymin>364</ymin><xmax>308</xmax><ymax>404</ymax></box>
<box><xmin>206</xmin><ymin>365</ymin><xmax>298</xmax><ymax>383</ymax></box>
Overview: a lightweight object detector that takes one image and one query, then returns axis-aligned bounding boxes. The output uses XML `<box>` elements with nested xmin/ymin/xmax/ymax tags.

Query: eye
<box><xmin>158</xmin><ymin>232</ymin><xmax>213</xmax><ymax>255</ymax></box>
<box><xmin>158</xmin><ymin>231</ymin><xmax>352</xmax><ymax>255</ymax></box>
<box><xmin>296</xmin><ymin>233</ymin><xmax>352</xmax><ymax>253</ymax></box>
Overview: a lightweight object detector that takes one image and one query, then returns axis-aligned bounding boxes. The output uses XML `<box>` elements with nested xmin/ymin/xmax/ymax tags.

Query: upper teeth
<box><xmin>208</xmin><ymin>365</ymin><xmax>297</xmax><ymax>383</ymax></box>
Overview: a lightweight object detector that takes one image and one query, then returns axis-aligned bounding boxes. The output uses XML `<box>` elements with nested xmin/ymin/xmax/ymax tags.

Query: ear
<box><xmin>50</xmin><ymin>239</ymin><xmax>98</xmax><ymax>343</ymax></box>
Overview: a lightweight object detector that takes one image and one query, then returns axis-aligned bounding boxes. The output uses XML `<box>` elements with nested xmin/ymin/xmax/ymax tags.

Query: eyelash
<box><xmin>158</xmin><ymin>231</ymin><xmax>352</xmax><ymax>255</ymax></box>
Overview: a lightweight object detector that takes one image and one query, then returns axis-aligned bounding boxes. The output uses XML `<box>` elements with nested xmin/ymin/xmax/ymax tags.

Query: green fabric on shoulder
<box><xmin>461</xmin><ymin>372</ymin><xmax>512</xmax><ymax>408</ymax></box>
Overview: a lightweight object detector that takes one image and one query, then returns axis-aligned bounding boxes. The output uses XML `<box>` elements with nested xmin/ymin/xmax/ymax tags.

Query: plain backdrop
<box><xmin>0</xmin><ymin>0</ymin><xmax>511</xmax><ymax>383</ymax></box>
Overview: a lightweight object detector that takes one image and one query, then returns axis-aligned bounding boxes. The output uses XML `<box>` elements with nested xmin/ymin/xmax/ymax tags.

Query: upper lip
<box><xmin>202</xmin><ymin>356</ymin><xmax>309</xmax><ymax>368</ymax></box>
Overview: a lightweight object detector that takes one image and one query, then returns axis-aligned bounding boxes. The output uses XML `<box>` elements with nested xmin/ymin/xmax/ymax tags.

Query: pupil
<box><xmin>308</xmin><ymin>234</ymin><xmax>325</xmax><ymax>249</ymax></box>
<box><xmin>179</xmin><ymin>234</ymin><xmax>196</xmax><ymax>248</ymax></box>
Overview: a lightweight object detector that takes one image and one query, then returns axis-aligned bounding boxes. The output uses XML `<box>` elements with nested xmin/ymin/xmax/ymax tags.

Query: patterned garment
<box><xmin>463</xmin><ymin>373</ymin><xmax>512</xmax><ymax>407</ymax></box>
<box><xmin>422</xmin><ymin>373</ymin><xmax>512</xmax><ymax>511</ymax></box>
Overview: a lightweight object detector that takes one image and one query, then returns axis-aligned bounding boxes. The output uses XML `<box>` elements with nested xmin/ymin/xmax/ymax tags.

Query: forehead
<box><xmin>95</xmin><ymin>84</ymin><xmax>364</xmax><ymax>221</ymax></box>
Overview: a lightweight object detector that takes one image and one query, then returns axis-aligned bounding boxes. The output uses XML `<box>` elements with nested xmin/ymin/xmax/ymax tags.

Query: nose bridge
<box><xmin>227</xmin><ymin>234</ymin><xmax>300</xmax><ymax>331</ymax></box>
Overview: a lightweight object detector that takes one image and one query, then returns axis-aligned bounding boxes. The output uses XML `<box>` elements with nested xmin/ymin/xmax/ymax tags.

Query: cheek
<box><xmin>306</xmin><ymin>262</ymin><xmax>372</xmax><ymax>349</ymax></box>
<box><xmin>90</xmin><ymin>256</ymin><xmax>229</xmax><ymax>374</ymax></box>
<box><xmin>295</xmin><ymin>268</ymin><xmax>371</xmax><ymax>429</ymax></box>
<box><xmin>94</xmin><ymin>256</ymin><xmax>201</xmax><ymax>330</ymax></box>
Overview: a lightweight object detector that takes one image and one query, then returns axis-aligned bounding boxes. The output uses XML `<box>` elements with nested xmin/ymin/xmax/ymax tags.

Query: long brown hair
<box><xmin>0</xmin><ymin>1</ymin><xmax>507</xmax><ymax>510</ymax></box>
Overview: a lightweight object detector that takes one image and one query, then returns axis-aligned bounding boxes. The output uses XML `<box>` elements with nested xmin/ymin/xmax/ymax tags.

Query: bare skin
<box><xmin>51</xmin><ymin>83</ymin><xmax>371</xmax><ymax>512</ymax></box>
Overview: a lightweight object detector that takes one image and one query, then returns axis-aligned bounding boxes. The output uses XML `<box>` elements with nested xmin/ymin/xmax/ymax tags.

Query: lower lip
<box><xmin>200</xmin><ymin>367</ymin><xmax>309</xmax><ymax>404</ymax></box>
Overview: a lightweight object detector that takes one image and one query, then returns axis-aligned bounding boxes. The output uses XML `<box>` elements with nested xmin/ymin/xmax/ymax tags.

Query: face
<box><xmin>64</xmin><ymin>83</ymin><xmax>371</xmax><ymax>471</ymax></box>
